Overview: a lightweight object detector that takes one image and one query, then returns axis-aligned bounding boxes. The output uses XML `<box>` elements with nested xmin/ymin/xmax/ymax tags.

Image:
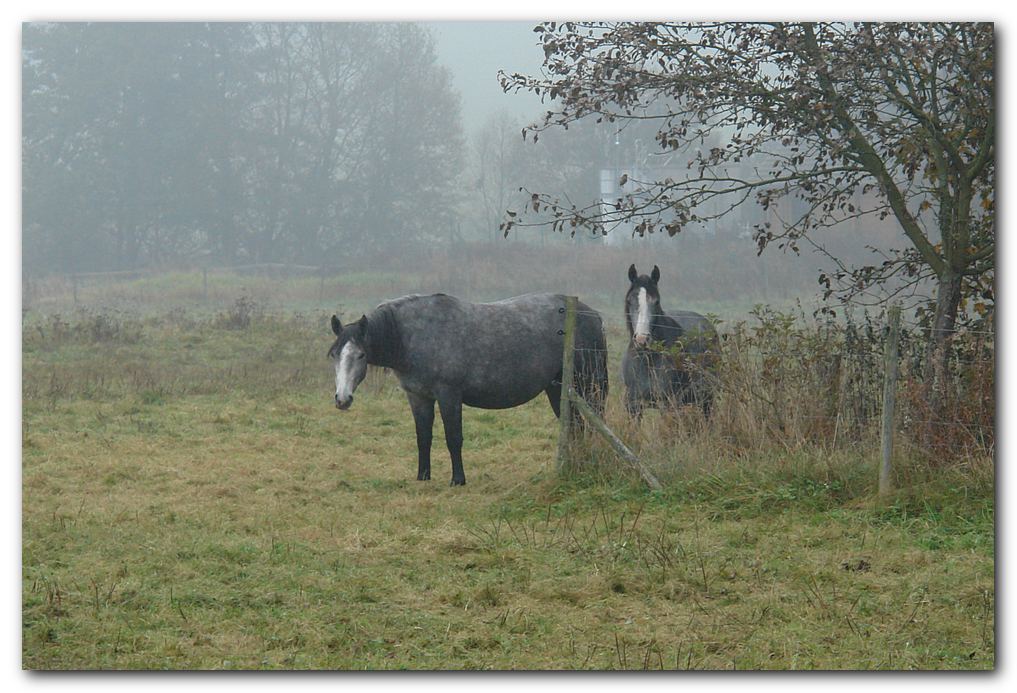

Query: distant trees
<box><xmin>23</xmin><ymin>23</ymin><xmax>229</xmax><ymax>271</ymax></box>
<box><xmin>467</xmin><ymin>107</ymin><xmax>626</xmax><ymax>243</ymax></box>
<box><xmin>22</xmin><ymin>22</ymin><xmax>464</xmax><ymax>273</ymax></box>
<box><xmin>471</xmin><ymin>111</ymin><xmax>527</xmax><ymax>241</ymax></box>
<box><xmin>500</xmin><ymin>22</ymin><xmax>995</xmax><ymax>341</ymax></box>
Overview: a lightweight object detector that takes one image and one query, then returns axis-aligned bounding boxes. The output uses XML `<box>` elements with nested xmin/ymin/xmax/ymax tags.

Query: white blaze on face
<box><xmin>334</xmin><ymin>342</ymin><xmax>362</xmax><ymax>404</ymax></box>
<box><xmin>634</xmin><ymin>288</ymin><xmax>652</xmax><ymax>345</ymax></box>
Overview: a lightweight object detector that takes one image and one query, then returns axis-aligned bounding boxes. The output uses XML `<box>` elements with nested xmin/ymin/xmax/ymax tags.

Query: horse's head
<box><xmin>328</xmin><ymin>313</ymin><xmax>369</xmax><ymax>410</ymax></box>
<box><xmin>625</xmin><ymin>263</ymin><xmax>662</xmax><ymax>348</ymax></box>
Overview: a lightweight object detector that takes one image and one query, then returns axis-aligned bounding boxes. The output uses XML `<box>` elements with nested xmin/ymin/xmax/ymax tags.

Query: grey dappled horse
<box><xmin>329</xmin><ymin>293</ymin><xmax>608</xmax><ymax>486</ymax></box>
<box><xmin>621</xmin><ymin>264</ymin><xmax>719</xmax><ymax>419</ymax></box>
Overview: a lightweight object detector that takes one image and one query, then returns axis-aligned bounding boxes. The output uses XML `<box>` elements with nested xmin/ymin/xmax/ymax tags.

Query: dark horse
<box><xmin>621</xmin><ymin>264</ymin><xmax>719</xmax><ymax>418</ymax></box>
<box><xmin>329</xmin><ymin>293</ymin><xmax>608</xmax><ymax>485</ymax></box>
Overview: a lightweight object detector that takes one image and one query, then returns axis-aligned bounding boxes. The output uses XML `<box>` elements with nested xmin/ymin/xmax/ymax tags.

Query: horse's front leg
<box><xmin>437</xmin><ymin>395</ymin><xmax>466</xmax><ymax>486</ymax></box>
<box><xmin>407</xmin><ymin>392</ymin><xmax>435</xmax><ymax>481</ymax></box>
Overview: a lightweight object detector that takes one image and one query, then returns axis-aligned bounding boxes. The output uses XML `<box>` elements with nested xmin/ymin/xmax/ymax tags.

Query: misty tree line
<box><xmin>23</xmin><ymin>22</ymin><xmax>472</xmax><ymax>274</ymax></box>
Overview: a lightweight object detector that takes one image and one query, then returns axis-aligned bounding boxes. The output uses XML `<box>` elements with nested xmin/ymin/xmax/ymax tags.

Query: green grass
<box><xmin>22</xmin><ymin>310</ymin><xmax>994</xmax><ymax>670</ymax></box>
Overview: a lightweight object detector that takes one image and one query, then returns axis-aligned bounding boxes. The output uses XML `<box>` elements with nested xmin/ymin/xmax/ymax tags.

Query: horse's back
<box><xmin>670</xmin><ymin>309</ymin><xmax>714</xmax><ymax>333</ymax></box>
<box><xmin>384</xmin><ymin>292</ymin><xmax>606</xmax><ymax>409</ymax></box>
<box><xmin>387</xmin><ymin>291</ymin><xmax>602</xmax><ymax>344</ymax></box>
<box><xmin>667</xmin><ymin>309</ymin><xmax>718</xmax><ymax>354</ymax></box>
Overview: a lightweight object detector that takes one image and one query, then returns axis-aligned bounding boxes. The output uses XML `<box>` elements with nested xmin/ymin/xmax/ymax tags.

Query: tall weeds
<box><xmin>580</xmin><ymin>305</ymin><xmax>994</xmax><ymax>495</ymax></box>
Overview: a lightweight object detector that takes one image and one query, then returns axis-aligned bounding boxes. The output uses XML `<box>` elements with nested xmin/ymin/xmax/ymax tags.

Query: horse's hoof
<box><xmin>417</xmin><ymin>473</ymin><xmax>431</xmax><ymax>481</ymax></box>
<box><xmin>450</xmin><ymin>478</ymin><xmax>466</xmax><ymax>487</ymax></box>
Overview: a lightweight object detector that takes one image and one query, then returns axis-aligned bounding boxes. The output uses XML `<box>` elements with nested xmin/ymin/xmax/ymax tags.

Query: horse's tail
<box><xmin>573</xmin><ymin>308</ymin><xmax>609</xmax><ymax>415</ymax></box>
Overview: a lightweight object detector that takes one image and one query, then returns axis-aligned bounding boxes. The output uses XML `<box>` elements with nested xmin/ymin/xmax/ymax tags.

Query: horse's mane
<box><xmin>366</xmin><ymin>302</ymin><xmax>404</xmax><ymax>369</ymax></box>
<box><xmin>624</xmin><ymin>285</ymin><xmax>635</xmax><ymax>337</ymax></box>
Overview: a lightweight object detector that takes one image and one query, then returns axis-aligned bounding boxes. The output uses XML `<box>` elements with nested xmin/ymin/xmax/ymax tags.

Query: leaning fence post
<box><xmin>556</xmin><ymin>295</ymin><xmax>578</xmax><ymax>473</ymax></box>
<box><xmin>569</xmin><ymin>391</ymin><xmax>663</xmax><ymax>491</ymax></box>
<box><xmin>879</xmin><ymin>304</ymin><xmax>901</xmax><ymax>497</ymax></box>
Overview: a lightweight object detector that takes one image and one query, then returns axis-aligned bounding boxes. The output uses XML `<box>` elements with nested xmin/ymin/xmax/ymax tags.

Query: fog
<box><xmin>425</xmin><ymin>21</ymin><xmax>545</xmax><ymax>128</ymax></box>
<box><xmin>21</xmin><ymin>22</ymin><xmax>912</xmax><ymax>320</ymax></box>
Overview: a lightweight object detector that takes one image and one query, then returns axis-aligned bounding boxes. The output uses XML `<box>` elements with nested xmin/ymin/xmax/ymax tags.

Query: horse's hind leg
<box><xmin>624</xmin><ymin>392</ymin><xmax>645</xmax><ymax>422</ymax></box>
<box><xmin>547</xmin><ymin>380</ymin><xmax>585</xmax><ymax>433</ymax></box>
<box><xmin>545</xmin><ymin>381</ymin><xmax>562</xmax><ymax>418</ymax></box>
<box><xmin>407</xmin><ymin>392</ymin><xmax>435</xmax><ymax>481</ymax></box>
<box><xmin>437</xmin><ymin>396</ymin><xmax>466</xmax><ymax>486</ymax></box>
<box><xmin>686</xmin><ymin>377</ymin><xmax>714</xmax><ymax>420</ymax></box>
<box><xmin>574</xmin><ymin>344</ymin><xmax>608</xmax><ymax>416</ymax></box>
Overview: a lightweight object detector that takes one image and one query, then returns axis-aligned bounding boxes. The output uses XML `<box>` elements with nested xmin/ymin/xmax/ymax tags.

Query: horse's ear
<box><xmin>650</xmin><ymin>265</ymin><xmax>660</xmax><ymax>283</ymax></box>
<box><xmin>331</xmin><ymin>314</ymin><xmax>342</xmax><ymax>336</ymax></box>
<box><xmin>628</xmin><ymin>264</ymin><xmax>638</xmax><ymax>282</ymax></box>
<box><xmin>357</xmin><ymin>315</ymin><xmax>368</xmax><ymax>332</ymax></box>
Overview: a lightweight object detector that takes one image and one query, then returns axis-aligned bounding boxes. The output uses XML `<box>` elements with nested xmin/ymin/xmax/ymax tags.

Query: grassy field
<box><xmin>21</xmin><ymin>302</ymin><xmax>994</xmax><ymax>670</ymax></box>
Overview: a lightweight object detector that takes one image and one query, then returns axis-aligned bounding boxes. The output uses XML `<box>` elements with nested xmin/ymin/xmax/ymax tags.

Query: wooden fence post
<box><xmin>556</xmin><ymin>296</ymin><xmax>578</xmax><ymax>473</ymax></box>
<box><xmin>202</xmin><ymin>267</ymin><xmax>209</xmax><ymax>302</ymax></box>
<box><xmin>569</xmin><ymin>391</ymin><xmax>662</xmax><ymax>491</ymax></box>
<box><xmin>879</xmin><ymin>304</ymin><xmax>901</xmax><ymax>497</ymax></box>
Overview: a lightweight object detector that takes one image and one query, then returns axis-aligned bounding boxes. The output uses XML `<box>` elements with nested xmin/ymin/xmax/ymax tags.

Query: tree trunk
<box><xmin>923</xmin><ymin>271</ymin><xmax>963</xmax><ymax>444</ymax></box>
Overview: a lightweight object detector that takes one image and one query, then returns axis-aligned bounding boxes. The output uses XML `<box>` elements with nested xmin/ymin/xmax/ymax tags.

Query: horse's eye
<box><xmin>357</xmin><ymin>353</ymin><xmax>366</xmax><ymax>360</ymax></box>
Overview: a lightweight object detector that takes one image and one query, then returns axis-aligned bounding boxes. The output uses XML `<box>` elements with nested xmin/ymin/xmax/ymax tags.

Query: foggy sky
<box><xmin>425</xmin><ymin>21</ymin><xmax>546</xmax><ymax>130</ymax></box>
<box><xmin>21</xmin><ymin>20</ymin><xmax>926</xmax><ymax>313</ymax></box>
